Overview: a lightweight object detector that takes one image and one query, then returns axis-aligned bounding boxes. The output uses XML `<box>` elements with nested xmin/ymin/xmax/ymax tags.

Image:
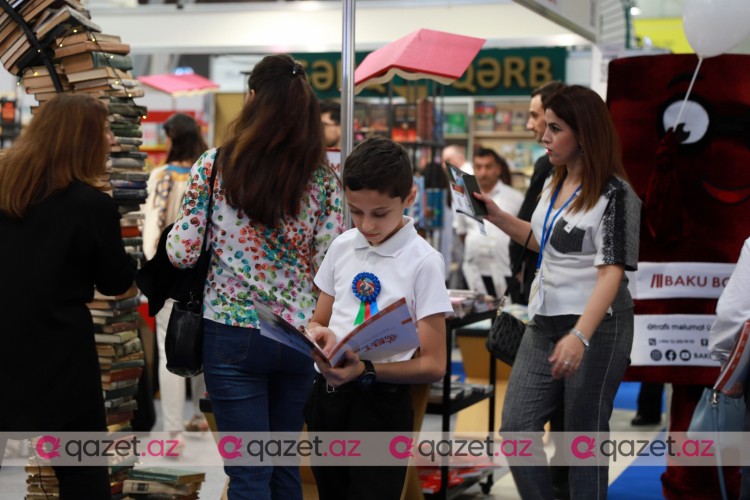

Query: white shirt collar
<box><xmin>353</xmin><ymin>216</ymin><xmax>417</xmax><ymax>257</ymax></box>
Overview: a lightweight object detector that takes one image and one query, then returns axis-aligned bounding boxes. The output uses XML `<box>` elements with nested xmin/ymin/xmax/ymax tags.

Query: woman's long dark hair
<box><xmin>164</xmin><ymin>113</ymin><xmax>207</xmax><ymax>164</ymax></box>
<box><xmin>546</xmin><ymin>85</ymin><xmax>628</xmax><ymax>213</ymax></box>
<box><xmin>221</xmin><ymin>54</ymin><xmax>324</xmax><ymax>227</ymax></box>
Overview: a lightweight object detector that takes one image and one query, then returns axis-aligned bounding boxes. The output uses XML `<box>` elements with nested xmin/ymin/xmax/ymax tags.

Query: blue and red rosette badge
<box><xmin>352</xmin><ymin>272</ymin><xmax>381</xmax><ymax>325</ymax></box>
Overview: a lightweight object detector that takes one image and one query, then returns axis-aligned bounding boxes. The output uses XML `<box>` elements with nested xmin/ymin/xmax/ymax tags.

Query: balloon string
<box><xmin>672</xmin><ymin>56</ymin><xmax>703</xmax><ymax>130</ymax></box>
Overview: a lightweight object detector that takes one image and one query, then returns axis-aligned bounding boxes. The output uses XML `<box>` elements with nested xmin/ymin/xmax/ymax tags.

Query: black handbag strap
<box><xmin>505</xmin><ymin>229</ymin><xmax>533</xmax><ymax>299</ymax></box>
<box><xmin>183</xmin><ymin>149</ymin><xmax>220</xmax><ymax>309</ymax></box>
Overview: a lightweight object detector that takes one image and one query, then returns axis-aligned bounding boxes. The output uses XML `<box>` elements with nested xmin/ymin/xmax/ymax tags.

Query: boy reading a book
<box><xmin>306</xmin><ymin>136</ymin><xmax>453</xmax><ymax>499</ymax></box>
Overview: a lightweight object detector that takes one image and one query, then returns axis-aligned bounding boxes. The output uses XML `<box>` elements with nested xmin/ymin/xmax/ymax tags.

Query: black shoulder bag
<box><xmin>136</xmin><ymin>149</ymin><xmax>220</xmax><ymax>377</ymax></box>
<box><xmin>485</xmin><ymin>230</ymin><xmax>532</xmax><ymax>366</ymax></box>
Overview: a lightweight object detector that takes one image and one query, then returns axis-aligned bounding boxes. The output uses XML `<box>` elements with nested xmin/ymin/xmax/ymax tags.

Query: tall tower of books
<box><xmin>0</xmin><ymin>1</ymin><xmax>148</xmax><ymax>497</ymax></box>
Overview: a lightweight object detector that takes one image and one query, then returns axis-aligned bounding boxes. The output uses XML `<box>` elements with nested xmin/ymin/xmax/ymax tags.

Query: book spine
<box><xmin>102</xmin><ymin>367</ymin><xmax>142</xmax><ymax>382</ymax></box>
<box><xmin>93</xmin><ymin>51</ymin><xmax>133</xmax><ymax>70</ymax></box>
<box><xmin>128</xmin><ymin>471</ymin><xmax>184</xmax><ymax>484</ymax></box>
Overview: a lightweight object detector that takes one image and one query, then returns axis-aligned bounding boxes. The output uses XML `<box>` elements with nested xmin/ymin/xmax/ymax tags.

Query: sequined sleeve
<box><xmin>595</xmin><ymin>177</ymin><xmax>641</xmax><ymax>271</ymax></box>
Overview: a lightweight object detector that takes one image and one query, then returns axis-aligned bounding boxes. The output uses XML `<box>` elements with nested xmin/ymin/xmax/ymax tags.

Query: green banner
<box><xmin>293</xmin><ymin>47</ymin><xmax>567</xmax><ymax>99</ymax></box>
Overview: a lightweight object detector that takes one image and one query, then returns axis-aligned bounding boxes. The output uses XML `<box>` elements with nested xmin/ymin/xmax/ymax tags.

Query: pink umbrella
<box><xmin>354</xmin><ymin>28</ymin><xmax>485</xmax><ymax>94</ymax></box>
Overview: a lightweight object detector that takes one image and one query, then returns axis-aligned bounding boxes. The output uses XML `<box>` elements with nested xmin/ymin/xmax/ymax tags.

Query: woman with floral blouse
<box><xmin>166</xmin><ymin>54</ymin><xmax>344</xmax><ymax>499</ymax></box>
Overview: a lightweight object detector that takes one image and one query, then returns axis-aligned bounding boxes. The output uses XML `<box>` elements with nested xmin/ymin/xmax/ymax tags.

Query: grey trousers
<box><xmin>501</xmin><ymin>311</ymin><xmax>633</xmax><ymax>500</ymax></box>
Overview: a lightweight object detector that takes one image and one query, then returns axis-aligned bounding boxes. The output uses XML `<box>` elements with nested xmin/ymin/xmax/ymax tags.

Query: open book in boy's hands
<box><xmin>255</xmin><ymin>297</ymin><xmax>419</xmax><ymax>367</ymax></box>
<box><xmin>446</xmin><ymin>161</ymin><xmax>488</xmax><ymax>222</ymax></box>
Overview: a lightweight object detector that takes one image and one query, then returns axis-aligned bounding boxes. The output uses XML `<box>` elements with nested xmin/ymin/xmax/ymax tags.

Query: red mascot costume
<box><xmin>608</xmin><ymin>54</ymin><xmax>750</xmax><ymax>499</ymax></box>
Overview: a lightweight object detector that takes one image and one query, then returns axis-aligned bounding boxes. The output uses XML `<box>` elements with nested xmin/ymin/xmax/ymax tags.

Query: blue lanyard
<box><xmin>536</xmin><ymin>183</ymin><xmax>581</xmax><ymax>270</ymax></box>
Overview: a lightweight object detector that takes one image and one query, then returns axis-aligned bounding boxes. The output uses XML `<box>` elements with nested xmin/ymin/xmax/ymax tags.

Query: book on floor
<box><xmin>122</xmin><ymin>479</ymin><xmax>202</xmax><ymax>496</ymax></box>
<box><xmin>128</xmin><ymin>466</ymin><xmax>206</xmax><ymax>485</ymax></box>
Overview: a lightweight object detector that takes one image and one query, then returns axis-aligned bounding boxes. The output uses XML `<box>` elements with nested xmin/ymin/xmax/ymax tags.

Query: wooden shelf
<box><xmin>472</xmin><ymin>130</ymin><xmax>534</xmax><ymax>139</ymax></box>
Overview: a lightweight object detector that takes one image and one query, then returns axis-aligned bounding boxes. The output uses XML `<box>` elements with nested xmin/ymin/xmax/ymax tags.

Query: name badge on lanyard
<box><xmin>527</xmin><ymin>183</ymin><xmax>580</xmax><ymax>319</ymax></box>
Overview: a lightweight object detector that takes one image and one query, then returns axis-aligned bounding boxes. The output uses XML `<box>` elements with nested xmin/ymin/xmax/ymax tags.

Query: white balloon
<box><xmin>683</xmin><ymin>0</ymin><xmax>750</xmax><ymax>58</ymax></box>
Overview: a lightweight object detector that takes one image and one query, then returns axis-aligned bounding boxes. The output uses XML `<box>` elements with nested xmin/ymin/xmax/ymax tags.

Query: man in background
<box><xmin>455</xmin><ymin>147</ymin><xmax>523</xmax><ymax>298</ymax></box>
<box><xmin>509</xmin><ymin>80</ymin><xmax>568</xmax><ymax>500</ymax></box>
<box><xmin>320</xmin><ymin>100</ymin><xmax>341</xmax><ymax>149</ymax></box>
<box><xmin>509</xmin><ymin>80</ymin><xmax>565</xmax><ymax>304</ymax></box>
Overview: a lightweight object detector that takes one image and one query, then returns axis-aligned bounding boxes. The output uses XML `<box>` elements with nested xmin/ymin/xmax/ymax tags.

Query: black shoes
<box><xmin>631</xmin><ymin>414</ymin><xmax>661</xmax><ymax>426</ymax></box>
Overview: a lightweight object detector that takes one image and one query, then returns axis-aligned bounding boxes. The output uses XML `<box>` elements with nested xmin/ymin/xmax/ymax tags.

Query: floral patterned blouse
<box><xmin>166</xmin><ymin>148</ymin><xmax>344</xmax><ymax>329</ymax></box>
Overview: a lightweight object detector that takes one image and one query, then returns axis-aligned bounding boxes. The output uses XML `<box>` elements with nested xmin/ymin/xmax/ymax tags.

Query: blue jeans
<box><xmin>501</xmin><ymin>311</ymin><xmax>633</xmax><ymax>500</ymax></box>
<box><xmin>203</xmin><ymin>319</ymin><xmax>315</xmax><ymax>500</ymax></box>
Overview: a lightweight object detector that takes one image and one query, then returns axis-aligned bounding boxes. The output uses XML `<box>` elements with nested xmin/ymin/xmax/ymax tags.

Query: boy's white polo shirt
<box><xmin>314</xmin><ymin>216</ymin><xmax>454</xmax><ymax>363</ymax></box>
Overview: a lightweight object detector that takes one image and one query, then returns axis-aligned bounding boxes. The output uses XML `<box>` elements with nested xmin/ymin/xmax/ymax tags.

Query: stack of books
<box><xmin>25</xmin><ymin>451</ymin><xmax>138</xmax><ymax>499</ymax></box>
<box><xmin>3</xmin><ymin>0</ymin><xmax>150</xmax><ymax>214</ymax></box>
<box><xmin>391</xmin><ymin>103</ymin><xmax>417</xmax><ymax>142</ymax></box>
<box><xmin>123</xmin><ymin>467</ymin><xmax>206</xmax><ymax>499</ymax></box>
<box><xmin>0</xmin><ymin>0</ymin><xmax>93</xmax><ymax>76</ymax></box>
<box><xmin>107</xmin><ymin>100</ymin><xmax>149</xmax><ymax>224</ymax></box>
<box><xmin>101</xmin><ymin>338</ymin><xmax>143</xmax><ymax>433</ymax></box>
<box><xmin>89</xmin><ymin>285</ymin><xmax>144</xmax><ymax>433</ymax></box>
<box><xmin>24</xmin><ymin>460</ymin><xmax>58</xmax><ymax>500</ymax></box>
<box><xmin>20</xmin><ymin>64</ymin><xmax>72</xmax><ymax>97</ymax></box>
<box><xmin>473</xmin><ymin>101</ymin><xmax>496</xmax><ymax>132</ymax></box>
<box><xmin>120</xmin><ymin>209</ymin><xmax>145</xmax><ymax>257</ymax></box>
<box><xmin>447</xmin><ymin>289</ymin><xmax>503</xmax><ymax>318</ymax></box>
<box><xmin>416</xmin><ymin>98</ymin><xmax>434</xmax><ymax>142</ymax></box>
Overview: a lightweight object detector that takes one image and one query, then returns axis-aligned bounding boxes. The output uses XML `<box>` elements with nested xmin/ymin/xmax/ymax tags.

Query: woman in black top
<box><xmin>0</xmin><ymin>94</ymin><xmax>136</xmax><ymax>499</ymax></box>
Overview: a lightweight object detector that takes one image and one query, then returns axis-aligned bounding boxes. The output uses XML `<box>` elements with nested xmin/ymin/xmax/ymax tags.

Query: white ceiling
<box><xmin>75</xmin><ymin>0</ymin><xmax>750</xmax><ymax>56</ymax></box>
<box><xmin>86</xmin><ymin>0</ymin><xmax>593</xmax><ymax>54</ymax></box>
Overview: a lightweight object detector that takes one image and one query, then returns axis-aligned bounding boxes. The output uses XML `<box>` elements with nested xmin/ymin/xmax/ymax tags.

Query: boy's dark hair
<box><xmin>343</xmin><ymin>136</ymin><xmax>413</xmax><ymax>200</ymax></box>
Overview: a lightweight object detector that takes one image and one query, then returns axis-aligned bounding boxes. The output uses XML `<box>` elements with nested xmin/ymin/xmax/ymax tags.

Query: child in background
<box><xmin>306</xmin><ymin>136</ymin><xmax>454</xmax><ymax>500</ymax></box>
<box><xmin>141</xmin><ymin>113</ymin><xmax>209</xmax><ymax>442</ymax></box>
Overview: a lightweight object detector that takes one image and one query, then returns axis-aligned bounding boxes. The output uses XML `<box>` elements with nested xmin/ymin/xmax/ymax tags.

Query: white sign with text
<box><xmin>631</xmin><ymin>314</ymin><xmax>720</xmax><ymax>367</ymax></box>
<box><xmin>631</xmin><ymin>262</ymin><xmax>735</xmax><ymax>300</ymax></box>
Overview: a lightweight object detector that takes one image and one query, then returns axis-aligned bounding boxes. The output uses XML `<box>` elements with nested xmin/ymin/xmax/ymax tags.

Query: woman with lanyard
<box><xmin>475</xmin><ymin>85</ymin><xmax>640</xmax><ymax>499</ymax></box>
